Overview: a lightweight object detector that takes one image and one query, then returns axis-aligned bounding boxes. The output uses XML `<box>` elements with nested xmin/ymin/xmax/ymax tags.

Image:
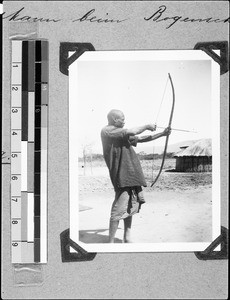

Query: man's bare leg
<box><xmin>109</xmin><ymin>220</ymin><xmax>119</xmax><ymax>243</ymax></box>
<box><xmin>123</xmin><ymin>216</ymin><xmax>132</xmax><ymax>243</ymax></box>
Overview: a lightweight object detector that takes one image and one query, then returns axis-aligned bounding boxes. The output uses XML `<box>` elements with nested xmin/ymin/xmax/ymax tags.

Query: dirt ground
<box><xmin>78</xmin><ymin>159</ymin><xmax>212</xmax><ymax>244</ymax></box>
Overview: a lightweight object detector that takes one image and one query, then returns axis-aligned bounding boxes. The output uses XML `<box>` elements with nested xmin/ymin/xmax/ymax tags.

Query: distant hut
<box><xmin>174</xmin><ymin>139</ymin><xmax>212</xmax><ymax>172</ymax></box>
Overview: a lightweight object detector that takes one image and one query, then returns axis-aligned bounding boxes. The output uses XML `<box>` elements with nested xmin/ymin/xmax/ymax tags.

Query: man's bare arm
<box><xmin>136</xmin><ymin>127</ymin><xmax>171</xmax><ymax>143</ymax></box>
<box><xmin>126</xmin><ymin>124</ymin><xmax>156</xmax><ymax>136</ymax></box>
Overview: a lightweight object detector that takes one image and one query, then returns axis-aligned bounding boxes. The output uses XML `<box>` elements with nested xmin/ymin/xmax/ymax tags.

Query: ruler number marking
<box><xmin>12</xmin><ymin>86</ymin><xmax>19</xmax><ymax>91</ymax></box>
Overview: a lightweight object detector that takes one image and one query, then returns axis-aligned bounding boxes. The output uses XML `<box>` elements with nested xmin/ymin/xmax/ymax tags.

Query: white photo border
<box><xmin>69</xmin><ymin>50</ymin><xmax>220</xmax><ymax>253</ymax></box>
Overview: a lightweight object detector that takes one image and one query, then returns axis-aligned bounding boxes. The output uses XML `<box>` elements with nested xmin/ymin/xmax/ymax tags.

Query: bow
<box><xmin>151</xmin><ymin>73</ymin><xmax>175</xmax><ymax>187</ymax></box>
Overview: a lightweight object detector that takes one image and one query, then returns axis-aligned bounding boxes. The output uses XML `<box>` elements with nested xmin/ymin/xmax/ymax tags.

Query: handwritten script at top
<box><xmin>2</xmin><ymin>6</ymin><xmax>230</xmax><ymax>29</ymax></box>
<box><xmin>144</xmin><ymin>5</ymin><xmax>229</xmax><ymax>28</ymax></box>
<box><xmin>2</xmin><ymin>7</ymin><xmax>127</xmax><ymax>24</ymax></box>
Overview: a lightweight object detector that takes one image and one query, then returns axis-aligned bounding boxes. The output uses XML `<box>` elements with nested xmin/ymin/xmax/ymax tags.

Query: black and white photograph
<box><xmin>69</xmin><ymin>50</ymin><xmax>220</xmax><ymax>252</ymax></box>
<box><xmin>2</xmin><ymin>0</ymin><xmax>229</xmax><ymax>298</ymax></box>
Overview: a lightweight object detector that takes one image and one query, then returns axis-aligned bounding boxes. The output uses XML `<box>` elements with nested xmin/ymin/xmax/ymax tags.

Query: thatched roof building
<box><xmin>174</xmin><ymin>139</ymin><xmax>212</xmax><ymax>172</ymax></box>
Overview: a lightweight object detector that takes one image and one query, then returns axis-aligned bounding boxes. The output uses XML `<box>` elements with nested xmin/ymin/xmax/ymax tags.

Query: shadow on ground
<box><xmin>79</xmin><ymin>229</ymin><xmax>122</xmax><ymax>244</ymax></box>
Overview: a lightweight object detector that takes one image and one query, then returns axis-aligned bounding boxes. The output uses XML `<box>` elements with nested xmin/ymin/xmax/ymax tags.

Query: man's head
<box><xmin>107</xmin><ymin>109</ymin><xmax>125</xmax><ymax>128</ymax></box>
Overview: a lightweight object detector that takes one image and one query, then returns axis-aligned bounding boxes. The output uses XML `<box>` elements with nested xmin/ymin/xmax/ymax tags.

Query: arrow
<box><xmin>157</xmin><ymin>126</ymin><xmax>197</xmax><ymax>133</ymax></box>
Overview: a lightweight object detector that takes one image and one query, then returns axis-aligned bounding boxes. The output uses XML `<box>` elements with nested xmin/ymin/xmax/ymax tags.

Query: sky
<box><xmin>69</xmin><ymin>51</ymin><xmax>215</xmax><ymax>155</ymax></box>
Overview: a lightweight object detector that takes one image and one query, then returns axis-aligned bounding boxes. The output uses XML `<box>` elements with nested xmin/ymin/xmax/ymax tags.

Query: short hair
<box><xmin>107</xmin><ymin>109</ymin><xmax>123</xmax><ymax>125</ymax></box>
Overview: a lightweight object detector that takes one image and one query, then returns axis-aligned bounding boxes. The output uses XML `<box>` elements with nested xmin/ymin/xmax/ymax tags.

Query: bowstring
<box><xmin>155</xmin><ymin>76</ymin><xmax>170</xmax><ymax>124</ymax></box>
<box><xmin>151</xmin><ymin>76</ymin><xmax>169</xmax><ymax>183</ymax></box>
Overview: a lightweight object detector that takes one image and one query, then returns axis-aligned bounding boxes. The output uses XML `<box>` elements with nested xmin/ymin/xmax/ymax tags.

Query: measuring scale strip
<box><xmin>11</xmin><ymin>40</ymin><xmax>48</xmax><ymax>263</ymax></box>
<box><xmin>33</xmin><ymin>40</ymin><xmax>48</xmax><ymax>263</ymax></box>
<box><xmin>11</xmin><ymin>40</ymin><xmax>22</xmax><ymax>263</ymax></box>
<box><xmin>27</xmin><ymin>42</ymin><xmax>36</xmax><ymax>254</ymax></box>
<box><xmin>40</xmin><ymin>41</ymin><xmax>48</xmax><ymax>262</ymax></box>
<box><xmin>11</xmin><ymin>40</ymin><xmax>30</xmax><ymax>263</ymax></box>
<box><xmin>34</xmin><ymin>40</ymin><xmax>41</xmax><ymax>262</ymax></box>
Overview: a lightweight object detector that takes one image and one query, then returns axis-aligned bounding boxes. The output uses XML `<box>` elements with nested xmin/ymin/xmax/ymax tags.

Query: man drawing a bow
<box><xmin>101</xmin><ymin>109</ymin><xmax>171</xmax><ymax>243</ymax></box>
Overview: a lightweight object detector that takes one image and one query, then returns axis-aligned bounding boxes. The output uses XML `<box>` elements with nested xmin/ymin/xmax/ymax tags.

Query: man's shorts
<box><xmin>110</xmin><ymin>187</ymin><xmax>142</xmax><ymax>221</ymax></box>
